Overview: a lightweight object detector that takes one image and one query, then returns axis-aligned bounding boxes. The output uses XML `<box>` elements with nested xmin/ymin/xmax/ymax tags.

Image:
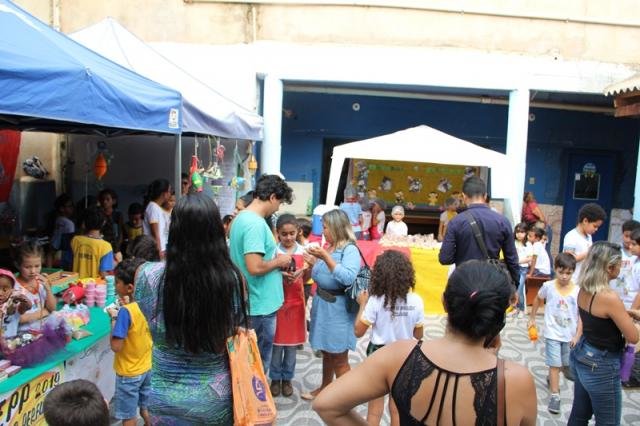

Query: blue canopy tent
<box><xmin>0</xmin><ymin>0</ymin><xmax>185</xmax><ymax>194</ymax></box>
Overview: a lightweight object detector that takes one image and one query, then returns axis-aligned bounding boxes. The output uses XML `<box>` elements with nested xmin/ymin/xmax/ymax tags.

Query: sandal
<box><xmin>300</xmin><ymin>388</ymin><xmax>321</xmax><ymax>401</ymax></box>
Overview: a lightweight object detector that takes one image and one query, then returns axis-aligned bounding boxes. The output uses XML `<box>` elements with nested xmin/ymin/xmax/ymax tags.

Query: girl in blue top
<box><xmin>302</xmin><ymin>209</ymin><xmax>360</xmax><ymax>401</ymax></box>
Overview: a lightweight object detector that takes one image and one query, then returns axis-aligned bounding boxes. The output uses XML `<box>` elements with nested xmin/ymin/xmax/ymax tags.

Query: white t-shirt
<box><xmin>386</xmin><ymin>220</ymin><xmax>408</xmax><ymax>236</ymax></box>
<box><xmin>515</xmin><ymin>240</ymin><xmax>533</xmax><ymax>267</ymax></box>
<box><xmin>537</xmin><ymin>280</ymin><xmax>580</xmax><ymax>342</ymax></box>
<box><xmin>361</xmin><ymin>292</ymin><xmax>424</xmax><ymax>345</ymax></box>
<box><xmin>361</xmin><ymin>212</ymin><xmax>372</xmax><ymax>232</ymax></box>
<box><xmin>532</xmin><ymin>241</ymin><xmax>551</xmax><ymax>275</ymax></box>
<box><xmin>143</xmin><ymin>201</ymin><xmax>169</xmax><ymax>251</ymax></box>
<box><xmin>610</xmin><ymin>248</ymin><xmax>637</xmax><ymax>308</ymax></box>
<box><xmin>563</xmin><ymin>228</ymin><xmax>592</xmax><ymax>282</ymax></box>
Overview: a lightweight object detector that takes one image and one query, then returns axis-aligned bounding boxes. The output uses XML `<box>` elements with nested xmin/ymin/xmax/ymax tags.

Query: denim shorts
<box><xmin>545</xmin><ymin>338</ymin><xmax>570</xmax><ymax>367</ymax></box>
<box><xmin>113</xmin><ymin>371</ymin><xmax>151</xmax><ymax>420</ymax></box>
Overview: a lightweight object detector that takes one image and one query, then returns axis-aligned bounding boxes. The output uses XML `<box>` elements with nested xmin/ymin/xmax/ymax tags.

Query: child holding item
<box><xmin>14</xmin><ymin>242</ymin><xmax>57</xmax><ymax>332</ymax></box>
<box><xmin>563</xmin><ymin>203</ymin><xmax>607</xmax><ymax>282</ymax></box>
<box><xmin>122</xmin><ymin>203</ymin><xmax>144</xmax><ymax>256</ymax></box>
<box><xmin>354</xmin><ymin>250</ymin><xmax>424</xmax><ymax>426</ymax></box>
<box><xmin>385</xmin><ymin>205</ymin><xmax>408</xmax><ymax>236</ymax></box>
<box><xmin>0</xmin><ymin>269</ymin><xmax>32</xmax><ymax>338</ymax></box>
<box><xmin>108</xmin><ymin>257</ymin><xmax>152</xmax><ymax>426</ymax></box>
<box><xmin>514</xmin><ymin>223</ymin><xmax>533</xmax><ymax>317</ymax></box>
<box><xmin>270</xmin><ymin>214</ymin><xmax>308</xmax><ymax>398</ymax></box>
<box><xmin>528</xmin><ymin>226</ymin><xmax>551</xmax><ymax>277</ymax></box>
<box><xmin>438</xmin><ymin>197</ymin><xmax>458</xmax><ymax>242</ymax></box>
<box><xmin>71</xmin><ymin>208</ymin><xmax>114</xmax><ymax>279</ymax></box>
<box><xmin>340</xmin><ymin>186</ymin><xmax>363</xmax><ymax>240</ymax></box>
<box><xmin>528</xmin><ymin>253</ymin><xmax>580</xmax><ymax>414</ymax></box>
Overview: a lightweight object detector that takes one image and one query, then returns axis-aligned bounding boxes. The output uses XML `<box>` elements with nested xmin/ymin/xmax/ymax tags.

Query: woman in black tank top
<box><xmin>313</xmin><ymin>260</ymin><xmax>537</xmax><ymax>425</ymax></box>
<box><xmin>568</xmin><ymin>241</ymin><xmax>639</xmax><ymax>426</ymax></box>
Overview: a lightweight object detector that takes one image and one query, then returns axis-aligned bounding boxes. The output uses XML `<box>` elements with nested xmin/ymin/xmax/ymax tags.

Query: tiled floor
<box><xmin>275</xmin><ymin>314</ymin><xmax>640</xmax><ymax>425</ymax></box>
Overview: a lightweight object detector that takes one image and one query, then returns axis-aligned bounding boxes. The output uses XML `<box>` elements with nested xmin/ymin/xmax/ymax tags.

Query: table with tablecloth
<box><xmin>308</xmin><ymin>236</ymin><xmax>449</xmax><ymax>314</ymax></box>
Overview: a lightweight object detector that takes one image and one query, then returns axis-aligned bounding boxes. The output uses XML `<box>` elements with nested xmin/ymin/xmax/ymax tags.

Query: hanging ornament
<box><xmin>247</xmin><ymin>141</ymin><xmax>258</xmax><ymax>175</ymax></box>
<box><xmin>94</xmin><ymin>152</ymin><xmax>107</xmax><ymax>180</ymax></box>
<box><xmin>190</xmin><ymin>155</ymin><xmax>204</xmax><ymax>192</ymax></box>
<box><xmin>203</xmin><ymin>136</ymin><xmax>224</xmax><ymax>180</ymax></box>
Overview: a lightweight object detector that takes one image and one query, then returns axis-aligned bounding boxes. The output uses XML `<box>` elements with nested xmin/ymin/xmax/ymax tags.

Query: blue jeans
<box><xmin>113</xmin><ymin>371</ymin><xmax>151</xmax><ymax>420</ymax></box>
<box><xmin>249</xmin><ymin>312</ymin><xmax>277</xmax><ymax>375</ymax></box>
<box><xmin>269</xmin><ymin>345</ymin><xmax>297</xmax><ymax>380</ymax></box>
<box><xmin>516</xmin><ymin>266</ymin><xmax>528</xmax><ymax>311</ymax></box>
<box><xmin>568</xmin><ymin>337</ymin><xmax>622</xmax><ymax>425</ymax></box>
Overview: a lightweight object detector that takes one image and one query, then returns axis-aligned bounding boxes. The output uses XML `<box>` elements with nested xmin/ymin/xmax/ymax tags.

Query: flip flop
<box><xmin>300</xmin><ymin>392</ymin><xmax>316</xmax><ymax>401</ymax></box>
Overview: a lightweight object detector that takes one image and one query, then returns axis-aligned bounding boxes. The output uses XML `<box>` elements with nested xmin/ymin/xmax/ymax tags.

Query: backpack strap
<box><xmin>464</xmin><ymin>211</ymin><xmax>491</xmax><ymax>260</ymax></box>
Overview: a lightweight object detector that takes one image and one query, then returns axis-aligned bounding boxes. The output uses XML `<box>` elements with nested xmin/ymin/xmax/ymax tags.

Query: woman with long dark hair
<box><xmin>135</xmin><ymin>193</ymin><xmax>248</xmax><ymax>424</ymax></box>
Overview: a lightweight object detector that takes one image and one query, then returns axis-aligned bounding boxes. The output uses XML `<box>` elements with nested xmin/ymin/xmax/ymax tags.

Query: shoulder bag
<box><xmin>464</xmin><ymin>212</ymin><xmax>513</xmax><ymax>285</ymax></box>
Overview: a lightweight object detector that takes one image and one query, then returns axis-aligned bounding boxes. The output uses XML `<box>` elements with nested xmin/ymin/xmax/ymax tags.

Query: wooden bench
<box><xmin>526</xmin><ymin>275</ymin><xmax>549</xmax><ymax>305</ymax></box>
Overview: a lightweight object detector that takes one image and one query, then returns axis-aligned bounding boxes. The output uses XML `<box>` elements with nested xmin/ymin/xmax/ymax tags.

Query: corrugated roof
<box><xmin>604</xmin><ymin>74</ymin><xmax>640</xmax><ymax>96</ymax></box>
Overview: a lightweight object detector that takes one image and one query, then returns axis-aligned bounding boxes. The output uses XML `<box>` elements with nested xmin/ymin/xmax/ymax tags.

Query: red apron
<box><xmin>273</xmin><ymin>254</ymin><xmax>306</xmax><ymax>345</ymax></box>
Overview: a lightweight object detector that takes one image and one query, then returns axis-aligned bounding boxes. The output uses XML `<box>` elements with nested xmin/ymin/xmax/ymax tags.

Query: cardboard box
<box><xmin>46</xmin><ymin>271</ymin><xmax>79</xmax><ymax>294</ymax></box>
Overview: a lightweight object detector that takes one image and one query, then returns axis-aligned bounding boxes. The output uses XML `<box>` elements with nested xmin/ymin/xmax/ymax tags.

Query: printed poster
<box><xmin>0</xmin><ymin>365</ymin><xmax>64</xmax><ymax>426</ymax></box>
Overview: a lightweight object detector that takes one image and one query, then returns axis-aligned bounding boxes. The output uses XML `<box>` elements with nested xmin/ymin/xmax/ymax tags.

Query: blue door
<box><xmin>560</xmin><ymin>152</ymin><xmax>614</xmax><ymax>244</ymax></box>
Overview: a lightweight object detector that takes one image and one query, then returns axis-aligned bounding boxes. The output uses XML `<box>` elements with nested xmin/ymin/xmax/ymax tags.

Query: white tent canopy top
<box><xmin>70</xmin><ymin>18</ymin><xmax>263</xmax><ymax>140</ymax></box>
<box><xmin>325</xmin><ymin>125</ymin><xmax>517</xmax><ymax>223</ymax></box>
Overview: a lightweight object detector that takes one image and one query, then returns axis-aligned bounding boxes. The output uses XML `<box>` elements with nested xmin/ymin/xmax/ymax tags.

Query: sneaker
<box><xmin>548</xmin><ymin>394</ymin><xmax>561</xmax><ymax>414</ymax></box>
<box><xmin>622</xmin><ymin>378</ymin><xmax>640</xmax><ymax>388</ymax></box>
<box><xmin>282</xmin><ymin>380</ymin><xmax>294</xmax><ymax>397</ymax></box>
<box><xmin>270</xmin><ymin>380</ymin><xmax>281</xmax><ymax>397</ymax></box>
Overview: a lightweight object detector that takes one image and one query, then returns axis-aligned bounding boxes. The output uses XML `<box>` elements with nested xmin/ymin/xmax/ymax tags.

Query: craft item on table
<box><xmin>0</xmin><ymin>371</ymin><xmax>7</xmax><ymax>382</ymax></box>
<box><xmin>379</xmin><ymin>233</ymin><xmax>439</xmax><ymax>249</ymax></box>
<box><xmin>4</xmin><ymin>365</ymin><xmax>20</xmax><ymax>377</ymax></box>
<box><xmin>71</xmin><ymin>329</ymin><xmax>93</xmax><ymax>340</ymax></box>
<box><xmin>58</xmin><ymin>304</ymin><xmax>90</xmax><ymax>330</ymax></box>
<box><xmin>0</xmin><ymin>360</ymin><xmax>11</xmax><ymax>370</ymax></box>
<box><xmin>83</xmin><ymin>280</ymin><xmax>96</xmax><ymax>307</ymax></box>
<box><xmin>105</xmin><ymin>275</ymin><xmax>116</xmax><ymax>304</ymax></box>
<box><xmin>3</xmin><ymin>316</ymin><xmax>69</xmax><ymax>367</ymax></box>
<box><xmin>62</xmin><ymin>283</ymin><xmax>85</xmax><ymax>305</ymax></box>
<box><xmin>95</xmin><ymin>284</ymin><xmax>107</xmax><ymax>308</ymax></box>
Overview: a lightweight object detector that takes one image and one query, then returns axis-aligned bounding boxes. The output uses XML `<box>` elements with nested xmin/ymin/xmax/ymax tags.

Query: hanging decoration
<box><xmin>92</xmin><ymin>141</ymin><xmax>113</xmax><ymax>190</ymax></box>
<box><xmin>94</xmin><ymin>153</ymin><xmax>107</xmax><ymax>180</ymax></box>
<box><xmin>203</xmin><ymin>136</ymin><xmax>224</xmax><ymax>180</ymax></box>
<box><xmin>190</xmin><ymin>136</ymin><xmax>204</xmax><ymax>192</ymax></box>
<box><xmin>247</xmin><ymin>141</ymin><xmax>258</xmax><ymax>175</ymax></box>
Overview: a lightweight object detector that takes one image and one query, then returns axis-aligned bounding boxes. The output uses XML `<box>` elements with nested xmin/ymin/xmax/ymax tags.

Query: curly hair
<box><xmin>368</xmin><ymin>250</ymin><xmax>415</xmax><ymax>317</ymax></box>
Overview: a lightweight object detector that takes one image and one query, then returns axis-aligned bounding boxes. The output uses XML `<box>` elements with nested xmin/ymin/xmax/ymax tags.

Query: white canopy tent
<box><xmin>325</xmin><ymin>125</ymin><xmax>519</xmax><ymax>224</ymax></box>
<box><xmin>70</xmin><ymin>18</ymin><xmax>263</xmax><ymax>140</ymax></box>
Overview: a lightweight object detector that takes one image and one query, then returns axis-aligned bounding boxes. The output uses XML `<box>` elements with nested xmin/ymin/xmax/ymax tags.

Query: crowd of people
<box><xmin>1</xmin><ymin>172</ymin><xmax>639</xmax><ymax>425</ymax></box>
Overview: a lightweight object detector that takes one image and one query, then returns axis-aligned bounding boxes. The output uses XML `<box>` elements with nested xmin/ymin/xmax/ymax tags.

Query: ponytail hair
<box><xmin>444</xmin><ymin>260</ymin><xmax>511</xmax><ymax>341</ymax></box>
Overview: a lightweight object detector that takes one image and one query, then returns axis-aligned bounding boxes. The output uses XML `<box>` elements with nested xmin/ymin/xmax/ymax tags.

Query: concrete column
<box><xmin>504</xmin><ymin>88</ymin><xmax>530</xmax><ymax>225</ymax></box>
<box><xmin>261</xmin><ymin>75</ymin><xmax>283</xmax><ymax>175</ymax></box>
<box><xmin>634</xmin><ymin>135</ymin><xmax>640</xmax><ymax>220</ymax></box>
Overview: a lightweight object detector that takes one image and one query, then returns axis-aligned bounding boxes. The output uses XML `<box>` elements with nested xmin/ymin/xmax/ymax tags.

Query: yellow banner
<box><xmin>0</xmin><ymin>366</ymin><xmax>64</xmax><ymax>426</ymax></box>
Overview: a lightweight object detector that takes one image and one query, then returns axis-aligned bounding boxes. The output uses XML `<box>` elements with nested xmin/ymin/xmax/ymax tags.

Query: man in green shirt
<box><xmin>230</xmin><ymin>174</ymin><xmax>294</xmax><ymax>372</ymax></box>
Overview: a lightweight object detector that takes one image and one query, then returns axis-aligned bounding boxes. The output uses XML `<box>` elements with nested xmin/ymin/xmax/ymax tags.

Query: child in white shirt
<box><xmin>610</xmin><ymin>220</ymin><xmax>640</xmax><ymax>308</ymax></box>
<box><xmin>562</xmin><ymin>203</ymin><xmax>607</xmax><ymax>283</ymax></box>
<box><xmin>528</xmin><ymin>253</ymin><xmax>581</xmax><ymax>414</ymax></box>
<box><xmin>528</xmin><ymin>227</ymin><xmax>551</xmax><ymax>277</ymax></box>
<box><xmin>514</xmin><ymin>223</ymin><xmax>533</xmax><ymax>315</ymax></box>
<box><xmin>385</xmin><ymin>205</ymin><xmax>408</xmax><ymax>237</ymax></box>
<box><xmin>354</xmin><ymin>250</ymin><xmax>424</xmax><ymax>426</ymax></box>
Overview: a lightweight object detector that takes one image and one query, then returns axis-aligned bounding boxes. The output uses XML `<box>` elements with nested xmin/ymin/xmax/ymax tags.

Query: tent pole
<box><xmin>175</xmin><ymin>134</ymin><xmax>182</xmax><ymax>200</ymax></box>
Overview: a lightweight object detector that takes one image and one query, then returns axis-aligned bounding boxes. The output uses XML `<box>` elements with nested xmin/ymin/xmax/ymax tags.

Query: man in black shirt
<box><xmin>439</xmin><ymin>177</ymin><xmax>519</xmax><ymax>289</ymax></box>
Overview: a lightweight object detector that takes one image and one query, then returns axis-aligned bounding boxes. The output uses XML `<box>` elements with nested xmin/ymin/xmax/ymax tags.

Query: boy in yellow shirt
<box><xmin>108</xmin><ymin>258</ymin><xmax>151</xmax><ymax>426</ymax></box>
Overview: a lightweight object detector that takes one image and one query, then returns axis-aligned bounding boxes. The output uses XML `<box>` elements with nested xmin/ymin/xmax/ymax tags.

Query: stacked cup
<box><xmin>105</xmin><ymin>276</ymin><xmax>116</xmax><ymax>305</ymax></box>
<box><xmin>95</xmin><ymin>284</ymin><xmax>107</xmax><ymax>307</ymax></box>
<box><xmin>84</xmin><ymin>281</ymin><xmax>96</xmax><ymax>307</ymax></box>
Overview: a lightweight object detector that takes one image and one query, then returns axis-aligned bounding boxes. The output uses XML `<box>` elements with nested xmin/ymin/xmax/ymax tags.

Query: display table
<box><xmin>353</xmin><ymin>241</ymin><xmax>448</xmax><ymax>314</ymax></box>
<box><xmin>0</xmin><ymin>307</ymin><xmax>114</xmax><ymax>425</ymax></box>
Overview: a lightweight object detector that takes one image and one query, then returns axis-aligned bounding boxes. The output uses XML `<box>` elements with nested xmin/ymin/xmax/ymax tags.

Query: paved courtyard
<box><xmin>276</xmin><ymin>314</ymin><xmax>640</xmax><ymax>425</ymax></box>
